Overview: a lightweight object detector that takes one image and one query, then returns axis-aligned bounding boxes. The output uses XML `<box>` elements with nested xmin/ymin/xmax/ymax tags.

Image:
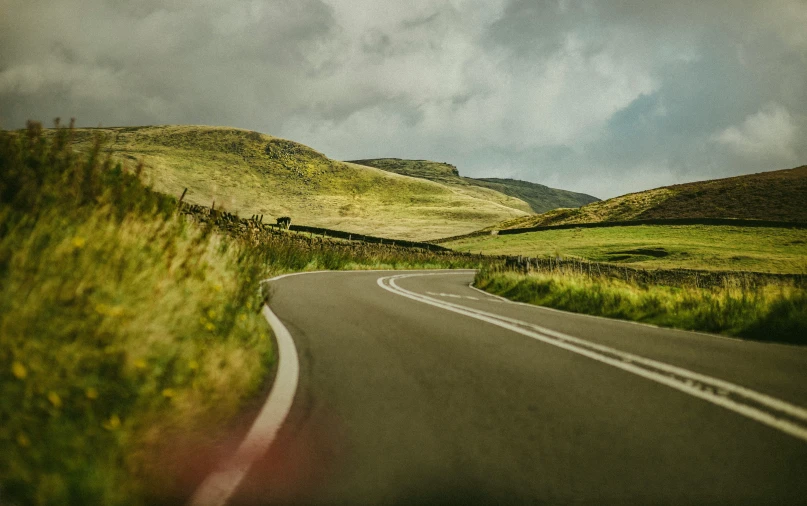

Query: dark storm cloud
<box><xmin>2</xmin><ymin>0</ymin><xmax>805</xmax><ymax>198</ymax></box>
<box><xmin>0</xmin><ymin>0</ymin><xmax>341</xmax><ymax>127</ymax></box>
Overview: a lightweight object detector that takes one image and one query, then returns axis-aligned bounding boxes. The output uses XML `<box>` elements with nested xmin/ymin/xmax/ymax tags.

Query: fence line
<box><xmin>177</xmin><ymin>202</ymin><xmax>464</xmax><ymax>256</ymax></box>
<box><xmin>432</xmin><ymin>217</ymin><xmax>807</xmax><ymax>243</ymax></box>
<box><xmin>501</xmin><ymin>255</ymin><xmax>806</xmax><ymax>289</ymax></box>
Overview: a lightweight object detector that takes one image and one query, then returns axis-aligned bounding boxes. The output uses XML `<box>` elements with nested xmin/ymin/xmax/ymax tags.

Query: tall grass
<box><xmin>474</xmin><ymin>269</ymin><xmax>807</xmax><ymax>345</ymax></box>
<box><xmin>1</xmin><ymin>122</ymin><xmax>277</xmax><ymax>505</ymax></box>
<box><xmin>0</xmin><ymin>122</ymin><xmax>484</xmax><ymax>505</ymax></box>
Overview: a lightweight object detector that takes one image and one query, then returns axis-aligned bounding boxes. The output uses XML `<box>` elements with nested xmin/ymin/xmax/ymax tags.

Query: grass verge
<box><xmin>474</xmin><ymin>269</ymin><xmax>807</xmax><ymax>345</ymax></box>
<box><xmin>1</xmin><ymin>122</ymin><xmax>276</xmax><ymax>505</ymax></box>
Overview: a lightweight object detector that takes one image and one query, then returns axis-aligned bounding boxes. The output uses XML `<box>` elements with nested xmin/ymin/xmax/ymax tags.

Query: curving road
<box><xmin>205</xmin><ymin>270</ymin><xmax>807</xmax><ymax>505</ymax></box>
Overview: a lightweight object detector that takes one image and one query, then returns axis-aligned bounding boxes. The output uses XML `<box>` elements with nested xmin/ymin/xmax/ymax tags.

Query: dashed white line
<box><xmin>379</xmin><ymin>272</ymin><xmax>807</xmax><ymax>443</ymax></box>
<box><xmin>426</xmin><ymin>291</ymin><xmax>479</xmax><ymax>300</ymax></box>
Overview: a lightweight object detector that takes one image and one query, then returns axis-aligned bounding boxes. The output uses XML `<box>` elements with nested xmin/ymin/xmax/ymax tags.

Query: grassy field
<box><xmin>445</xmin><ymin>225</ymin><xmax>807</xmax><ymax>274</ymax></box>
<box><xmin>475</xmin><ymin>270</ymin><xmax>806</xmax><ymax>345</ymax></box>
<box><xmin>0</xmin><ymin>123</ymin><xmax>486</xmax><ymax>505</ymax></box>
<box><xmin>492</xmin><ymin>165</ymin><xmax>807</xmax><ymax>230</ymax></box>
<box><xmin>61</xmin><ymin>126</ymin><xmax>531</xmax><ymax>241</ymax></box>
<box><xmin>348</xmin><ymin>158</ymin><xmax>598</xmax><ymax>213</ymax></box>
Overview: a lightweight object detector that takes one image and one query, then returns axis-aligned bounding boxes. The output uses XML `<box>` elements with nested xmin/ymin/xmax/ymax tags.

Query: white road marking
<box><xmin>426</xmin><ymin>291</ymin><xmax>479</xmax><ymax>300</ymax></box>
<box><xmin>188</xmin><ymin>269</ymin><xmax>476</xmax><ymax>506</ymax></box>
<box><xmin>188</xmin><ymin>298</ymin><xmax>300</xmax><ymax>506</ymax></box>
<box><xmin>190</xmin><ymin>267</ymin><xmax>807</xmax><ymax>505</ymax></box>
<box><xmin>379</xmin><ymin>272</ymin><xmax>807</xmax><ymax>443</ymax></box>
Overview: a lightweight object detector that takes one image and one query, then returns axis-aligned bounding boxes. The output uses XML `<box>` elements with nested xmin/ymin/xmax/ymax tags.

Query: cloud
<box><xmin>713</xmin><ymin>104</ymin><xmax>799</xmax><ymax>161</ymax></box>
<box><xmin>1</xmin><ymin>0</ymin><xmax>805</xmax><ymax>198</ymax></box>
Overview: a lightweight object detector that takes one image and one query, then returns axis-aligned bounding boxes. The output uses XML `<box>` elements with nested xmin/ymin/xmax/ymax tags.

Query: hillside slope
<box><xmin>62</xmin><ymin>126</ymin><xmax>530</xmax><ymax>240</ymax></box>
<box><xmin>347</xmin><ymin>158</ymin><xmax>598</xmax><ymax>213</ymax></box>
<box><xmin>472</xmin><ymin>177</ymin><xmax>599</xmax><ymax>213</ymax></box>
<box><xmin>491</xmin><ymin>165</ymin><xmax>807</xmax><ymax>230</ymax></box>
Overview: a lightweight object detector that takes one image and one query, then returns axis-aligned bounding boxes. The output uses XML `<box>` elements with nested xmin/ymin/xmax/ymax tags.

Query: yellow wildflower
<box><xmin>239</xmin><ymin>314</ymin><xmax>247</xmax><ymax>322</ymax></box>
<box><xmin>11</xmin><ymin>361</ymin><xmax>27</xmax><ymax>379</ymax></box>
<box><xmin>103</xmin><ymin>415</ymin><xmax>121</xmax><ymax>430</ymax></box>
<box><xmin>72</xmin><ymin>237</ymin><xmax>86</xmax><ymax>249</ymax></box>
<box><xmin>188</xmin><ymin>360</ymin><xmax>199</xmax><ymax>371</ymax></box>
<box><xmin>134</xmin><ymin>359</ymin><xmax>147</xmax><ymax>369</ymax></box>
<box><xmin>47</xmin><ymin>391</ymin><xmax>62</xmax><ymax>408</ymax></box>
<box><xmin>213</xmin><ymin>284</ymin><xmax>223</xmax><ymax>292</ymax></box>
<box><xmin>85</xmin><ymin>387</ymin><xmax>98</xmax><ymax>400</ymax></box>
<box><xmin>207</xmin><ymin>309</ymin><xmax>216</xmax><ymax>319</ymax></box>
<box><xmin>205</xmin><ymin>323</ymin><xmax>215</xmax><ymax>331</ymax></box>
<box><xmin>162</xmin><ymin>388</ymin><xmax>175</xmax><ymax>398</ymax></box>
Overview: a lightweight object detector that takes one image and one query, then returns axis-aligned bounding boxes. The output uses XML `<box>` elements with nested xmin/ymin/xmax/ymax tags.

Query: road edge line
<box><xmin>188</xmin><ymin>305</ymin><xmax>300</xmax><ymax>506</ymax></box>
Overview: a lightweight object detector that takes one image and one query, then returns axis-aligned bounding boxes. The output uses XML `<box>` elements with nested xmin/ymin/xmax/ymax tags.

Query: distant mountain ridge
<box><xmin>490</xmin><ymin>165</ymin><xmax>807</xmax><ymax>230</ymax></box>
<box><xmin>471</xmin><ymin>177</ymin><xmax>599</xmax><ymax>213</ymax></box>
<box><xmin>347</xmin><ymin>158</ymin><xmax>599</xmax><ymax>213</ymax></box>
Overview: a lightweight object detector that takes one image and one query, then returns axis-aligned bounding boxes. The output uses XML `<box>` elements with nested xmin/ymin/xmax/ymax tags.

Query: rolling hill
<box><xmin>489</xmin><ymin>165</ymin><xmax>807</xmax><ymax>231</ymax></box>
<box><xmin>347</xmin><ymin>158</ymin><xmax>599</xmax><ymax>213</ymax></box>
<box><xmin>60</xmin><ymin>126</ymin><xmax>535</xmax><ymax>240</ymax></box>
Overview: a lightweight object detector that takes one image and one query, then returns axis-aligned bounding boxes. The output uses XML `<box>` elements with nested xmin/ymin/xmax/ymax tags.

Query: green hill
<box><xmin>347</xmin><ymin>158</ymin><xmax>463</xmax><ymax>182</ymax></box>
<box><xmin>491</xmin><ymin>165</ymin><xmax>807</xmax><ymax>230</ymax></box>
<box><xmin>61</xmin><ymin>126</ymin><xmax>532</xmax><ymax>240</ymax></box>
<box><xmin>347</xmin><ymin>158</ymin><xmax>599</xmax><ymax>213</ymax></box>
<box><xmin>471</xmin><ymin>177</ymin><xmax>599</xmax><ymax>213</ymax></box>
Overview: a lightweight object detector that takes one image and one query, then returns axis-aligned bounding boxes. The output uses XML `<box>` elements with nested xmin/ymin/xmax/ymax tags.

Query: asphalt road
<box><xmin>228</xmin><ymin>270</ymin><xmax>807</xmax><ymax>505</ymax></box>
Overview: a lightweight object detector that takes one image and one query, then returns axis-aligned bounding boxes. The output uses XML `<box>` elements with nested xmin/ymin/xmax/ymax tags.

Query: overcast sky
<box><xmin>2</xmin><ymin>0</ymin><xmax>805</xmax><ymax>198</ymax></box>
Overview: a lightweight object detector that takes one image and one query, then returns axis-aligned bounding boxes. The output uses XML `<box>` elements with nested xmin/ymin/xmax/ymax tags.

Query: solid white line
<box><xmin>188</xmin><ymin>268</ymin><xmax>476</xmax><ymax>506</ymax></box>
<box><xmin>188</xmin><ymin>306</ymin><xmax>300</xmax><ymax>506</ymax></box>
<box><xmin>379</xmin><ymin>273</ymin><xmax>807</xmax><ymax>442</ymax></box>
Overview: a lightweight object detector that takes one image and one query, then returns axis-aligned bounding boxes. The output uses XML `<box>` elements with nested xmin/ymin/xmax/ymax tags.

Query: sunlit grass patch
<box><xmin>446</xmin><ymin>225</ymin><xmax>807</xmax><ymax>274</ymax></box>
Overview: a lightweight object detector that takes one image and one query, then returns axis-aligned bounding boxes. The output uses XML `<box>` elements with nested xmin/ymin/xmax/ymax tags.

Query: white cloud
<box><xmin>713</xmin><ymin>104</ymin><xmax>799</xmax><ymax>161</ymax></box>
<box><xmin>2</xmin><ymin>0</ymin><xmax>806</xmax><ymax>198</ymax></box>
